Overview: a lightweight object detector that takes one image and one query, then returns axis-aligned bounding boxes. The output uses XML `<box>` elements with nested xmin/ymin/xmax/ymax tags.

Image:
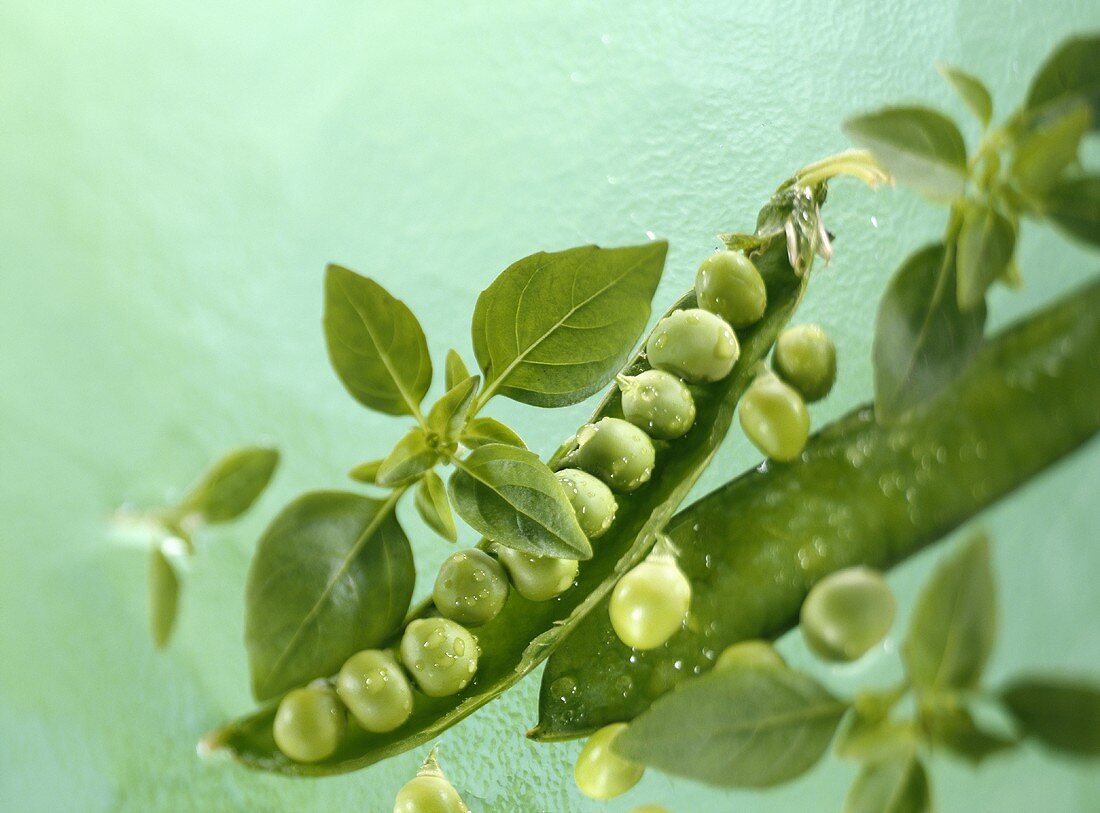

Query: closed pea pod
<box><xmin>335</xmin><ymin>649</ymin><xmax>413</xmax><ymax>733</ymax></box>
<box><xmin>495</xmin><ymin>546</ymin><xmax>578</xmax><ymax>601</ymax></box>
<box><xmin>739</xmin><ymin>370</ymin><xmax>810</xmax><ymax>462</ymax></box>
<box><xmin>272</xmin><ymin>682</ymin><xmax>346</xmax><ymax>763</ymax></box>
<box><xmin>574</xmin><ymin>722</ymin><xmax>645</xmax><ymax>800</ymax></box>
<box><xmin>394</xmin><ymin>749</ymin><xmax>469</xmax><ymax>813</ymax></box>
<box><xmin>774</xmin><ymin>323</ymin><xmax>837</xmax><ymax>402</ymax></box>
<box><xmin>563</xmin><ymin>417</ymin><xmax>656</xmax><ymax>493</ymax></box>
<box><xmin>800</xmin><ymin>567</ymin><xmax>896</xmax><ymax>663</ymax></box>
<box><xmin>610</xmin><ymin>537</ymin><xmax>692</xmax><ymax>650</ymax></box>
<box><xmin>400</xmin><ymin>618</ymin><xmax>479</xmax><ymax>697</ymax></box>
<box><xmin>646</xmin><ymin>308</ymin><xmax>740</xmax><ymax>383</ymax></box>
<box><xmin>695</xmin><ymin>250</ymin><xmax>767</xmax><ymax>328</ymax></box>
<box><xmin>617</xmin><ymin>370</ymin><xmax>696</xmax><ymax>440</ymax></box>
<box><xmin>432</xmin><ymin>549</ymin><xmax>509</xmax><ymax>626</ymax></box>
<box><xmin>555</xmin><ymin>468</ymin><xmax>618</xmax><ymax>538</ymax></box>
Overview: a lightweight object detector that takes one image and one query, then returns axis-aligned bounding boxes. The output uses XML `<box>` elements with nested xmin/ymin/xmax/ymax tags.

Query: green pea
<box><xmin>774</xmin><ymin>323</ymin><xmax>837</xmax><ymax>402</ymax></box>
<box><xmin>617</xmin><ymin>370</ymin><xmax>696</xmax><ymax>440</ymax></box>
<box><xmin>555</xmin><ymin>467</ymin><xmax>618</xmax><ymax>538</ymax></box>
<box><xmin>432</xmin><ymin>549</ymin><xmax>509</xmax><ymax>626</ymax></box>
<box><xmin>694</xmin><ymin>250</ymin><xmax>767</xmax><ymax>328</ymax></box>
<box><xmin>496</xmin><ymin>546</ymin><xmax>578</xmax><ymax>601</ymax></box>
<box><xmin>563</xmin><ymin>417</ymin><xmax>656</xmax><ymax>493</ymax></box>
<box><xmin>645</xmin><ymin>308</ymin><xmax>740</xmax><ymax>383</ymax></box>
<box><xmin>738</xmin><ymin>372</ymin><xmax>810</xmax><ymax>462</ymax></box>
<box><xmin>400</xmin><ymin>618</ymin><xmax>479</xmax><ymax>697</ymax></box>
<box><xmin>272</xmin><ymin>683</ymin><xmax>346</xmax><ymax>763</ymax></box>
<box><xmin>800</xmin><ymin>567</ymin><xmax>896</xmax><ymax>663</ymax></box>
<box><xmin>335</xmin><ymin>649</ymin><xmax>413</xmax><ymax>733</ymax></box>
<box><xmin>609</xmin><ymin>555</ymin><xmax>692</xmax><ymax>650</ymax></box>
<box><xmin>393</xmin><ymin>774</ymin><xmax>469</xmax><ymax>813</ymax></box>
<box><xmin>573</xmin><ymin>723</ymin><xmax>645</xmax><ymax>800</ymax></box>
<box><xmin>713</xmin><ymin>639</ymin><xmax>786</xmax><ymax>672</ymax></box>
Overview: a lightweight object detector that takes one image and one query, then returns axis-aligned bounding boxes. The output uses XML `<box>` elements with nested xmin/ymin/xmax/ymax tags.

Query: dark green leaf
<box><xmin>324</xmin><ymin>265</ymin><xmax>433</xmax><ymax>417</ymax></box>
<box><xmin>956</xmin><ymin>203</ymin><xmax>1016</xmax><ymax>309</ymax></box>
<box><xmin>415</xmin><ymin>471</ymin><xmax>457</xmax><ymax>542</ymax></box>
<box><xmin>461</xmin><ymin>417</ymin><xmax>526</xmax><ymax>450</ymax></box>
<box><xmin>844</xmin><ymin>756</ymin><xmax>931</xmax><ymax>813</ymax></box>
<box><xmin>843</xmin><ymin>106</ymin><xmax>968</xmax><ymax>199</ymax></box>
<box><xmin>615</xmin><ymin>665</ymin><xmax>847</xmax><ymax>788</ymax></box>
<box><xmin>1003</xmin><ymin>677</ymin><xmax>1100</xmax><ymax>757</ymax></box>
<box><xmin>245</xmin><ymin>491</ymin><xmax>414</xmax><ymax>701</ymax></box>
<box><xmin>874</xmin><ymin>244</ymin><xmax>987</xmax><ymax>422</ymax></box>
<box><xmin>836</xmin><ymin>702</ymin><xmax>918</xmax><ymax>763</ymax></box>
<box><xmin>1043</xmin><ymin>175</ymin><xmax>1100</xmax><ymax>247</ymax></box>
<box><xmin>1011</xmin><ymin>102</ymin><xmax>1090</xmax><ymax>196</ymax></box>
<box><xmin>178</xmin><ymin>446</ymin><xmax>279</xmax><ymax>523</ymax></box>
<box><xmin>427</xmin><ymin>376</ymin><xmax>479</xmax><ymax>440</ymax></box>
<box><xmin>1025</xmin><ymin>35</ymin><xmax>1100</xmax><ymax>129</ymax></box>
<box><xmin>472</xmin><ymin>242</ymin><xmax>667</xmax><ymax>407</ymax></box>
<box><xmin>149</xmin><ymin>548</ymin><xmax>179</xmax><ymax>650</ymax></box>
<box><xmin>444</xmin><ymin>349</ymin><xmax>472</xmax><ymax>391</ymax></box>
<box><xmin>376</xmin><ymin>428</ymin><xmax>438</xmax><ymax>487</ymax></box>
<box><xmin>348</xmin><ymin>459</ymin><xmax>384</xmax><ymax>484</ymax></box>
<box><xmin>922</xmin><ymin>701</ymin><xmax>1016</xmax><ymax>763</ymax></box>
<box><xmin>937</xmin><ymin>63</ymin><xmax>993</xmax><ymax>126</ymax></box>
<box><xmin>449</xmin><ymin>444</ymin><xmax>591</xmax><ymax>559</ymax></box>
<box><xmin>903</xmin><ymin>532</ymin><xmax>996</xmax><ymax>691</ymax></box>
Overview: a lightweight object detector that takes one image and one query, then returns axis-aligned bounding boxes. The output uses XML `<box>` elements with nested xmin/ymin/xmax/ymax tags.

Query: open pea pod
<box><xmin>532</xmin><ymin>276</ymin><xmax>1100</xmax><ymax>741</ymax></box>
<box><xmin>202</xmin><ymin>186</ymin><xmax>819</xmax><ymax>776</ymax></box>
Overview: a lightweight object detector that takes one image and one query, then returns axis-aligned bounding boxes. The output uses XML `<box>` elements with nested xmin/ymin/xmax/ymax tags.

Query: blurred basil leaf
<box><xmin>1025</xmin><ymin>34</ymin><xmax>1100</xmax><ymax>128</ymax></box>
<box><xmin>956</xmin><ymin>202</ymin><xmax>1016</xmax><ymax>310</ymax></box>
<box><xmin>179</xmin><ymin>446</ymin><xmax>279</xmax><ymax>524</ymax></box>
<box><xmin>844</xmin><ymin>756</ymin><xmax>931</xmax><ymax>813</ymax></box>
<box><xmin>922</xmin><ymin>701</ymin><xmax>1015</xmax><ymax>764</ymax></box>
<box><xmin>1003</xmin><ymin>677</ymin><xmax>1100</xmax><ymax>757</ymax></box>
<box><xmin>348</xmin><ymin>459</ymin><xmax>384</xmax><ymax>484</ymax></box>
<box><xmin>149</xmin><ymin>548</ymin><xmax>180</xmax><ymax>650</ymax></box>
<box><xmin>937</xmin><ymin>63</ymin><xmax>993</xmax><ymax>126</ymax></box>
<box><xmin>1043</xmin><ymin>175</ymin><xmax>1100</xmax><ymax>247</ymax></box>
<box><xmin>1011</xmin><ymin>102</ymin><xmax>1090</xmax><ymax>196</ymax></box>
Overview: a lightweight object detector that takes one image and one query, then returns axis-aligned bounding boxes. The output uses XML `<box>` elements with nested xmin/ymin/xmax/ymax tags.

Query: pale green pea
<box><xmin>563</xmin><ymin>417</ymin><xmax>656</xmax><ymax>493</ymax></box>
<box><xmin>432</xmin><ymin>548</ymin><xmax>509</xmax><ymax>626</ymax></box>
<box><xmin>495</xmin><ymin>546</ymin><xmax>578</xmax><ymax>601</ymax></box>
<box><xmin>335</xmin><ymin>649</ymin><xmax>413</xmax><ymax>733</ymax></box>
<box><xmin>272</xmin><ymin>683</ymin><xmax>346</xmax><ymax>763</ymax></box>
<box><xmin>617</xmin><ymin>370</ymin><xmax>696</xmax><ymax>440</ymax></box>
<box><xmin>800</xmin><ymin>567</ymin><xmax>896</xmax><ymax>663</ymax></box>
<box><xmin>694</xmin><ymin>250</ymin><xmax>767</xmax><ymax>327</ymax></box>
<box><xmin>555</xmin><ymin>467</ymin><xmax>618</xmax><ymax>538</ymax></box>
<box><xmin>400</xmin><ymin>618</ymin><xmax>480</xmax><ymax>697</ymax></box>
<box><xmin>646</xmin><ymin>308</ymin><xmax>739</xmax><ymax>383</ymax></box>
<box><xmin>393</xmin><ymin>753</ymin><xmax>469</xmax><ymax>813</ymax></box>
<box><xmin>574</xmin><ymin>723</ymin><xmax>645</xmax><ymax>801</ymax></box>
<box><xmin>774</xmin><ymin>323</ymin><xmax>837</xmax><ymax>402</ymax></box>
<box><xmin>609</xmin><ymin>555</ymin><xmax>691</xmax><ymax>650</ymax></box>
<box><xmin>713</xmin><ymin>639</ymin><xmax>786</xmax><ymax>671</ymax></box>
<box><xmin>738</xmin><ymin>372</ymin><xmax>810</xmax><ymax>462</ymax></box>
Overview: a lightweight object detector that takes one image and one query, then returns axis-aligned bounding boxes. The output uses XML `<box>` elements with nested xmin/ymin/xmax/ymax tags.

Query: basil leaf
<box><xmin>835</xmin><ymin>708</ymin><xmax>917</xmax><ymax>763</ymax></box>
<box><xmin>843</xmin><ymin>107</ymin><xmax>968</xmax><ymax>199</ymax></box>
<box><xmin>415</xmin><ymin>471</ymin><xmax>457</xmax><ymax>543</ymax></box>
<box><xmin>427</xmin><ymin>376</ymin><xmax>479</xmax><ymax>440</ymax></box>
<box><xmin>956</xmin><ymin>202</ymin><xmax>1016</xmax><ymax>310</ymax></box>
<box><xmin>1025</xmin><ymin>34</ymin><xmax>1100</xmax><ymax>129</ymax></box>
<box><xmin>1043</xmin><ymin>175</ymin><xmax>1100</xmax><ymax>247</ymax></box>
<box><xmin>1011</xmin><ymin>102</ymin><xmax>1090</xmax><ymax>196</ymax></box>
<box><xmin>937</xmin><ymin>63</ymin><xmax>993</xmax><ymax>126</ymax></box>
<box><xmin>324</xmin><ymin>265</ymin><xmax>433</xmax><ymax>417</ymax></box>
<box><xmin>922</xmin><ymin>702</ymin><xmax>1015</xmax><ymax>763</ymax></box>
<box><xmin>376</xmin><ymin>428</ymin><xmax>438</xmax><ymax>487</ymax></box>
<box><xmin>472</xmin><ymin>242</ymin><xmax>667</xmax><ymax>407</ymax></box>
<box><xmin>843</xmin><ymin>756</ymin><xmax>931</xmax><ymax>813</ymax></box>
<box><xmin>149</xmin><ymin>548</ymin><xmax>179</xmax><ymax>650</ymax></box>
<box><xmin>348</xmin><ymin>459</ymin><xmax>384</xmax><ymax>484</ymax></box>
<box><xmin>903</xmin><ymin>532</ymin><xmax>996</xmax><ymax>691</ymax></box>
<box><xmin>178</xmin><ymin>446</ymin><xmax>279</xmax><ymax>523</ymax></box>
<box><xmin>245</xmin><ymin>491</ymin><xmax>414</xmax><ymax>701</ymax></box>
<box><xmin>448</xmin><ymin>444</ymin><xmax>591</xmax><ymax>559</ymax></box>
<box><xmin>444</xmin><ymin>349</ymin><xmax>471</xmax><ymax>392</ymax></box>
<box><xmin>1002</xmin><ymin>677</ymin><xmax>1100</xmax><ymax>756</ymax></box>
<box><xmin>460</xmin><ymin>417</ymin><xmax>526</xmax><ymax>449</ymax></box>
<box><xmin>873</xmin><ymin>244</ymin><xmax>987</xmax><ymax>422</ymax></box>
<box><xmin>615</xmin><ymin>665</ymin><xmax>847</xmax><ymax>788</ymax></box>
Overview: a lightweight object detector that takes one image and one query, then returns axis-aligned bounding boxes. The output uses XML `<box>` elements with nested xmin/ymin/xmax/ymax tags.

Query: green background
<box><xmin>2</xmin><ymin>2</ymin><xmax>1099</xmax><ymax>810</ymax></box>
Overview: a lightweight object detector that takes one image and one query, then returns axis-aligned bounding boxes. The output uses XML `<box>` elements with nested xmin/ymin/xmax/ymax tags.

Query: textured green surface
<box><xmin>2</xmin><ymin>2</ymin><xmax>1099</xmax><ymax>811</ymax></box>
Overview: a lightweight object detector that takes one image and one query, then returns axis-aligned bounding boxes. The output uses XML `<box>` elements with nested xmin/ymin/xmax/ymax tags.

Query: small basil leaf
<box><xmin>614</xmin><ymin>664</ymin><xmax>847</xmax><ymax>788</ymax></box>
<box><xmin>843</xmin><ymin>756</ymin><xmax>931</xmax><ymax>813</ymax></box>
<box><xmin>473</xmin><ymin>242</ymin><xmax>667</xmax><ymax>407</ymax></box>
<box><xmin>922</xmin><ymin>701</ymin><xmax>1016</xmax><ymax>763</ymax></box>
<box><xmin>874</xmin><ymin>244</ymin><xmax>987</xmax><ymax>422</ymax></box>
<box><xmin>903</xmin><ymin>532</ymin><xmax>996</xmax><ymax>691</ymax></box>
<box><xmin>178</xmin><ymin>446</ymin><xmax>279</xmax><ymax>523</ymax></box>
<box><xmin>376</xmin><ymin>428</ymin><xmax>438</xmax><ymax>487</ymax></box>
<box><xmin>1025</xmin><ymin>34</ymin><xmax>1100</xmax><ymax>129</ymax></box>
<box><xmin>324</xmin><ymin>265</ymin><xmax>433</xmax><ymax>417</ymax></box>
<box><xmin>937</xmin><ymin>63</ymin><xmax>993</xmax><ymax>126</ymax></box>
<box><xmin>1043</xmin><ymin>175</ymin><xmax>1100</xmax><ymax>247</ymax></box>
<box><xmin>427</xmin><ymin>376</ymin><xmax>480</xmax><ymax>440</ymax></box>
<box><xmin>348</xmin><ymin>459</ymin><xmax>384</xmax><ymax>484</ymax></box>
<box><xmin>245</xmin><ymin>491</ymin><xmax>414</xmax><ymax>701</ymax></box>
<box><xmin>1002</xmin><ymin>677</ymin><xmax>1100</xmax><ymax>757</ymax></box>
<box><xmin>149</xmin><ymin>548</ymin><xmax>180</xmax><ymax>650</ymax></box>
<box><xmin>956</xmin><ymin>202</ymin><xmax>1016</xmax><ymax>310</ymax></box>
<box><xmin>461</xmin><ymin>417</ymin><xmax>527</xmax><ymax>450</ymax></box>
<box><xmin>445</xmin><ymin>349</ymin><xmax>472</xmax><ymax>392</ymax></box>
<box><xmin>843</xmin><ymin>106</ymin><xmax>968</xmax><ymax>199</ymax></box>
<box><xmin>835</xmin><ymin>708</ymin><xmax>918</xmax><ymax>763</ymax></box>
<box><xmin>448</xmin><ymin>444</ymin><xmax>591</xmax><ymax>559</ymax></box>
<box><xmin>1011</xmin><ymin>102</ymin><xmax>1091</xmax><ymax>196</ymax></box>
<box><xmin>415</xmin><ymin>471</ymin><xmax>457</xmax><ymax>542</ymax></box>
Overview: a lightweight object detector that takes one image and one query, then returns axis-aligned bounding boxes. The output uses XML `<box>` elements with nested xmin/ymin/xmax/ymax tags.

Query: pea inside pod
<box><xmin>774</xmin><ymin>323</ymin><xmax>837</xmax><ymax>402</ymax></box>
<box><xmin>617</xmin><ymin>370</ymin><xmax>696</xmax><ymax>440</ymax></box>
<box><xmin>272</xmin><ymin>682</ymin><xmax>347</xmax><ymax>763</ymax></box>
<box><xmin>336</xmin><ymin>649</ymin><xmax>414</xmax><ymax>733</ymax></box>
<box><xmin>562</xmin><ymin>417</ymin><xmax>656</xmax><ymax>493</ymax></box>
<box><xmin>646</xmin><ymin>308</ymin><xmax>740</xmax><ymax>383</ymax></box>
<box><xmin>400</xmin><ymin>618</ymin><xmax>480</xmax><ymax>697</ymax></box>
<box><xmin>432</xmin><ymin>549</ymin><xmax>509</xmax><ymax>626</ymax></box>
<box><xmin>555</xmin><ymin>468</ymin><xmax>618</xmax><ymax>538</ymax></box>
<box><xmin>714</xmin><ymin>639</ymin><xmax>785</xmax><ymax>671</ymax></box>
<box><xmin>495</xmin><ymin>546</ymin><xmax>578</xmax><ymax>601</ymax></box>
<box><xmin>695</xmin><ymin>250</ymin><xmax>767</xmax><ymax>328</ymax></box>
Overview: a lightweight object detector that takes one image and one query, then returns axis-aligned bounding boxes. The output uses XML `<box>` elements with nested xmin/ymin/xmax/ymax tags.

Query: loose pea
<box><xmin>336</xmin><ymin>649</ymin><xmax>413</xmax><ymax>733</ymax></box>
<box><xmin>800</xmin><ymin>567</ymin><xmax>896</xmax><ymax>663</ymax></box>
<box><xmin>609</xmin><ymin>548</ymin><xmax>691</xmax><ymax>650</ymax></box>
<box><xmin>617</xmin><ymin>370</ymin><xmax>696</xmax><ymax>440</ymax></box>
<box><xmin>573</xmin><ymin>723</ymin><xmax>645</xmax><ymax>801</ymax></box>
<box><xmin>432</xmin><ymin>549</ymin><xmax>509</xmax><ymax>626</ymax></box>
<box><xmin>496</xmin><ymin>546</ymin><xmax>578</xmax><ymax>601</ymax></box>
<box><xmin>400</xmin><ymin>618</ymin><xmax>480</xmax><ymax>697</ymax></box>
<box><xmin>393</xmin><ymin>751</ymin><xmax>469</xmax><ymax>813</ymax></box>
<box><xmin>738</xmin><ymin>372</ymin><xmax>810</xmax><ymax>462</ymax></box>
<box><xmin>694</xmin><ymin>250</ymin><xmax>767</xmax><ymax>327</ymax></box>
<box><xmin>714</xmin><ymin>639</ymin><xmax>786</xmax><ymax>671</ymax></box>
<box><xmin>272</xmin><ymin>683</ymin><xmax>346</xmax><ymax>763</ymax></box>
<box><xmin>555</xmin><ymin>467</ymin><xmax>618</xmax><ymax>538</ymax></box>
<box><xmin>645</xmin><ymin>308</ymin><xmax>739</xmax><ymax>383</ymax></box>
<box><xmin>774</xmin><ymin>323</ymin><xmax>837</xmax><ymax>402</ymax></box>
<box><xmin>563</xmin><ymin>417</ymin><xmax>656</xmax><ymax>493</ymax></box>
